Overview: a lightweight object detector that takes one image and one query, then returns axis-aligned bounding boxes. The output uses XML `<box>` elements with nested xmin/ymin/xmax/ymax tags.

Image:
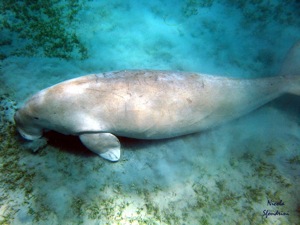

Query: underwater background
<box><xmin>1</xmin><ymin>0</ymin><xmax>300</xmax><ymax>224</ymax></box>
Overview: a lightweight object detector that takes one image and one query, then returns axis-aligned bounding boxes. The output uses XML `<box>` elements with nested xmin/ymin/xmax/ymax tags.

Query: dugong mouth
<box><xmin>14</xmin><ymin>110</ymin><xmax>43</xmax><ymax>140</ymax></box>
<box><xmin>16</xmin><ymin>127</ymin><xmax>42</xmax><ymax>140</ymax></box>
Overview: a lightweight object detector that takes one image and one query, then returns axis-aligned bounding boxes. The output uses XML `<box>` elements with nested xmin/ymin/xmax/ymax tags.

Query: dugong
<box><xmin>14</xmin><ymin>43</ymin><xmax>300</xmax><ymax>162</ymax></box>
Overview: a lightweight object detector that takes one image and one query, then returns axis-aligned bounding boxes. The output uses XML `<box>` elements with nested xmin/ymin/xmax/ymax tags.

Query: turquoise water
<box><xmin>1</xmin><ymin>0</ymin><xmax>300</xmax><ymax>224</ymax></box>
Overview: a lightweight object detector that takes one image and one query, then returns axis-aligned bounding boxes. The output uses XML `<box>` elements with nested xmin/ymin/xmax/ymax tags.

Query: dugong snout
<box><xmin>14</xmin><ymin>110</ymin><xmax>43</xmax><ymax>140</ymax></box>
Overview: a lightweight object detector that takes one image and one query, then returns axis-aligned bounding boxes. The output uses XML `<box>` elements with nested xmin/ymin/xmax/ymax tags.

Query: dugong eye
<box><xmin>34</xmin><ymin>117</ymin><xmax>39</xmax><ymax>120</ymax></box>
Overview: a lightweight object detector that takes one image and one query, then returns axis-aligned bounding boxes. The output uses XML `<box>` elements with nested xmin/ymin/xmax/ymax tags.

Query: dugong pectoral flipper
<box><xmin>79</xmin><ymin>133</ymin><xmax>121</xmax><ymax>162</ymax></box>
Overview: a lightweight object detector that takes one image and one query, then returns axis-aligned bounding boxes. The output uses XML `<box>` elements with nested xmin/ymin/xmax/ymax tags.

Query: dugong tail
<box><xmin>280</xmin><ymin>40</ymin><xmax>300</xmax><ymax>96</ymax></box>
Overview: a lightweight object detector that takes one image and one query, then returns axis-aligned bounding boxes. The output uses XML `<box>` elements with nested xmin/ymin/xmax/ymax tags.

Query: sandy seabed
<box><xmin>1</xmin><ymin>0</ymin><xmax>300</xmax><ymax>224</ymax></box>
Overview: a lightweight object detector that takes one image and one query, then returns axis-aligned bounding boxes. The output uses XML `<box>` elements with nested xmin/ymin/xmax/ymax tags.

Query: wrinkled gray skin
<box><xmin>14</xmin><ymin>43</ymin><xmax>300</xmax><ymax>162</ymax></box>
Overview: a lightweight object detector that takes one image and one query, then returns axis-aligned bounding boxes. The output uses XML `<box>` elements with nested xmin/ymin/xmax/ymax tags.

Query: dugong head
<box><xmin>14</xmin><ymin>99</ymin><xmax>44</xmax><ymax>140</ymax></box>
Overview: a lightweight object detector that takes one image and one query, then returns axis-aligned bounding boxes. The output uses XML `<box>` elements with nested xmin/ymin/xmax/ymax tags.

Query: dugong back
<box><xmin>74</xmin><ymin>70</ymin><xmax>210</xmax><ymax>139</ymax></box>
<box><xmin>55</xmin><ymin>70</ymin><xmax>286</xmax><ymax>139</ymax></box>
